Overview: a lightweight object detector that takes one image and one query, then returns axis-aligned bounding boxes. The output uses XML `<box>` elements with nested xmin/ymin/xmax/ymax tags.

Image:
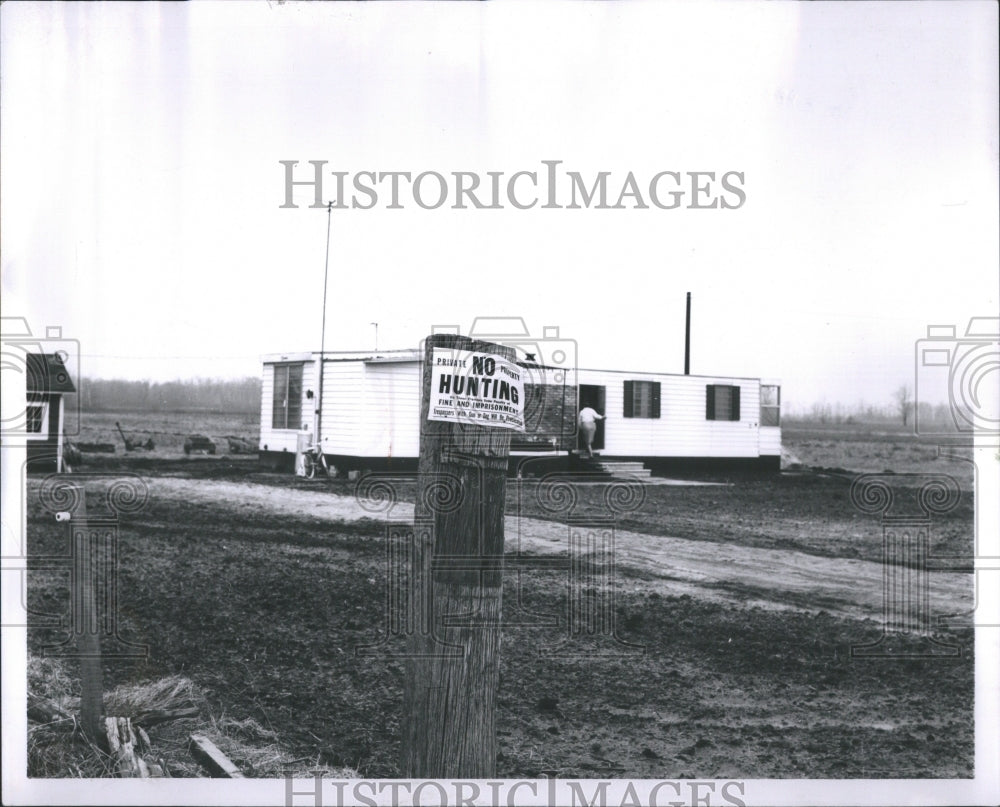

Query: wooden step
<box><xmin>600</xmin><ymin>469</ymin><xmax>653</xmax><ymax>479</ymax></box>
<box><xmin>586</xmin><ymin>460</ymin><xmax>654</xmax><ymax>479</ymax></box>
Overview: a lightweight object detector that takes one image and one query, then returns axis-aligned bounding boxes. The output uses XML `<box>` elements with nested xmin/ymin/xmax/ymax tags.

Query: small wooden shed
<box><xmin>25</xmin><ymin>352</ymin><xmax>77</xmax><ymax>473</ymax></box>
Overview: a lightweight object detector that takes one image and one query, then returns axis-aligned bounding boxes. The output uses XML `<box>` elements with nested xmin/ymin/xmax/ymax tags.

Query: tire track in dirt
<box><xmin>146</xmin><ymin>477</ymin><xmax>973</xmax><ymax>624</ymax></box>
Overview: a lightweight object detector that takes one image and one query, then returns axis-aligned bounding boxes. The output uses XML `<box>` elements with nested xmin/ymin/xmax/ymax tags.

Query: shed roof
<box><xmin>26</xmin><ymin>353</ymin><xmax>76</xmax><ymax>393</ymax></box>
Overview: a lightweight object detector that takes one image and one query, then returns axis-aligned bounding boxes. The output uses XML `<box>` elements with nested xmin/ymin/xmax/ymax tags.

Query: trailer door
<box><xmin>578</xmin><ymin>384</ymin><xmax>606</xmax><ymax>451</ymax></box>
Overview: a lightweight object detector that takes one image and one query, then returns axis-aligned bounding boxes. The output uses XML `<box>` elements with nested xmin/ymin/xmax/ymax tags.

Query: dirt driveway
<box><xmin>147</xmin><ymin>476</ymin><xmax>973</xmax><ymax>624</ymax></box>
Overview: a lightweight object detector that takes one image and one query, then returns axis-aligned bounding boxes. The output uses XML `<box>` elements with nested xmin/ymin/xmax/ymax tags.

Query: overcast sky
<box><xmin>2</xmin><ymin>2</ymin><xmax>997</xmax><ymax>413</ymax></box>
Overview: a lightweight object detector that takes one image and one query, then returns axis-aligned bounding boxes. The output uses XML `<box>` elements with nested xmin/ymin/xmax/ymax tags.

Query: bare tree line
<box><xmin>72</xmin><ymin>377</ymin><xmax>261</xmax><ymax>413</ymax></box>
<box><xmin>788</xmin><ymin>386</ymin><xmax>961</xmax><ymax>431</ymax></box>
<box><xmin>70</xmin><ymin>377</ymin><xmax>962</xmax><ymax>428</ymax></box>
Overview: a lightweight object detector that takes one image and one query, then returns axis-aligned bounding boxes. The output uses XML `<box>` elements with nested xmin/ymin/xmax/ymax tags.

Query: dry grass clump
<box><xmin>27</xmin><ymin>654</ymin><xmax>357</xmax><ymax>778</ymax></box>
<box><xmin>27</xmin><ymin>655</ymin><xmax>107</xmax><ymax>778</ymax></box>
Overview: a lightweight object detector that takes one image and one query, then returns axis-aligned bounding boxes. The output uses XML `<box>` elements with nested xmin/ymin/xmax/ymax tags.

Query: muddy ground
<box><xmin>25</xmin><ymin>447</ymin><xmax>975</xmax><ymax>778</ymax></box>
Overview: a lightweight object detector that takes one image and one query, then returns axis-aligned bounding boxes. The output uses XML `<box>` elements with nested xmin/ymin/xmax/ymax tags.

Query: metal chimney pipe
<box><xmin>684</xmin><ymin>292</ymin><xmax>691</xmax><ymax>375</ymax></box>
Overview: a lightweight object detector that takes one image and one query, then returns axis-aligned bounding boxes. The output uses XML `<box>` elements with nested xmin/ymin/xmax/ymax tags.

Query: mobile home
<box><xmin>259</xmin><ymin>348</ymin><xmax>781</xmax><ymax>474</ymax></box>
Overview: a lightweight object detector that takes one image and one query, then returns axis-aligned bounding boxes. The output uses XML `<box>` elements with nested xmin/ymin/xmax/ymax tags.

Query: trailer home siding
<box><xmin>319</xmin><ymin>360</ymin><xmax>368</xmax><ymax>456</ymax></box>
<box><xmin>356</xmin><ymin>360</ymin><xmax>422</xmax><ymax>460</ymax></box>
<box><xmin>579</xmin><ymin>369</ymin><xmax>762</xmax><ymax>459</ymax></box>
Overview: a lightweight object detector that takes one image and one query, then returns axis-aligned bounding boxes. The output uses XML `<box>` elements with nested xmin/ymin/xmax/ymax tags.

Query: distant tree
<box><xmin>808</xmin><ymin>401</ymin><xmax>826</xmax><ymax>424</ymax></box>
<box><xmin>893</xmin><ymin>384</ymin><xmax>913</xmax><ymax>427</ymax></box>
<box><xmin>77</xmin><ymin>377</ymin><xmax>261</xmax><ymax>413</ymax></box>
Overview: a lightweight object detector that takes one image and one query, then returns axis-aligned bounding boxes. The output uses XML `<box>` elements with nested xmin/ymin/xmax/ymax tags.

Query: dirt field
<box><xmin>25</xmin><ymin>417</ymin><xmax>976</xmax><ymax>778</ymax></box>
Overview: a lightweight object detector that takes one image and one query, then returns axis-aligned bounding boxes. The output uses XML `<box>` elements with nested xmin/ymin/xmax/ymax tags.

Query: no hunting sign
<box><xmin>428</xmin><ymin>347</ymin><xmax>525</xmax><ymax>431</ymax></box>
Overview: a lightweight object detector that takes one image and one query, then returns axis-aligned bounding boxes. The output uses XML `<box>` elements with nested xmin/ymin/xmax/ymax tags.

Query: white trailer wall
<box><xmin>578</xmin><ymin>369</ymin><xmax>763</xmax><ymax>458</ymax></box>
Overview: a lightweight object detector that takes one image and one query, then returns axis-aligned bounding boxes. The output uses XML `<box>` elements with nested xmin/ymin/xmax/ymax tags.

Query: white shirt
<box><xmin>578</xmin><ymin>407</ymin><xmax>603</xmax><ymax>426</ymax></box>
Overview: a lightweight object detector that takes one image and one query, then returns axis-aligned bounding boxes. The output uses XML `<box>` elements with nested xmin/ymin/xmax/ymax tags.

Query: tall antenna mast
<box><xmin>684</xmin><ymin>291</ymin><xmax>691</xmax><ymax>375</ymax></box>
<box><xmin>316</xmin><ymin>201</ymin><xmax>333</xmax><ymax>443</ymax></box>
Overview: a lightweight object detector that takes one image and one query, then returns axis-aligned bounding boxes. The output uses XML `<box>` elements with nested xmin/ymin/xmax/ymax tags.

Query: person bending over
<box><xmin>578</xmin><ymin>406</ymin><xmax>605</xmax><ymax>459</ymax></box>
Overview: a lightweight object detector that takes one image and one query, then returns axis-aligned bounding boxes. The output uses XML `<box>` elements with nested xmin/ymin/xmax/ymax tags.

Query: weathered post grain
<box><xmin>401</xmin><ymin>333</ymin><xmax>515</xmax><ymax>778</ymax></box>
<box><xmin>69</xmin><ymin>482</ymin><xmax>104</xmax><ymax>741</ymax></box>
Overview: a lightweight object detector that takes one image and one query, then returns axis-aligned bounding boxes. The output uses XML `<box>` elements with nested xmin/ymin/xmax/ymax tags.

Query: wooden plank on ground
<box><xmin>188</xmin><ymin>733</ymin><xmax>245</xmax><ymax>778</ymax></box>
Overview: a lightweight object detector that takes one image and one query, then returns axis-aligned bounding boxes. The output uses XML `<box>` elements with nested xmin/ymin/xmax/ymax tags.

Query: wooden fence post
<box><xmin>401</xmin><ymin>333</ymin><xmax>517</xmax><ymax>778</ymax></box>
<box><xmin>69</xmin><ymin>482</ymin><xmax>104</xmax><ymax>741</ymax></box>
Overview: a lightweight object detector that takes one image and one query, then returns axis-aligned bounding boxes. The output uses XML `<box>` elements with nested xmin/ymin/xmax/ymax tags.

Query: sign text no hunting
<box><xmin>428</xmin><ymin>347</ymin><xmax>525</xmax><ymax>431</ymax></box>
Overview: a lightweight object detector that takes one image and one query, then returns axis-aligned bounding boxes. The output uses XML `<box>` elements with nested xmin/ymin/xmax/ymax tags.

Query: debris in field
<box><xmin>183</xmin><ymin>434</ymin><xmax>216</xmax><ymax>455</ymax></box>
<box><xmin>63</xmin><ymin>441</ymin><xmax>83</xmax><ymax>469</ymax></box>
<box><xmin>75</xmin><ymin>442</ymin><xmax>116</xmax><ymax>453</ymax></box>
<box><xmin>116</xmin><ymin>421</ymin><xmax>155</xmax><ymax>452</ymax></box>
<box><xmin>28</xmin><ymin>694</ymin><xmax>72</xmax><ymax>725</ymax></box>
<box><xmin>28</xmin><ymin>654</ymin><xmax>358</xmax><ymax>779</ymax></box>
<box><xmin>133</xmin><ymin>708</ymin><xmax>201</xmax><ymax>728</ymax></box>
<box><xmin>224</xmin><ymin>436</ymin><xmax>257</xmax><ymax>454</ymax></box>
<box><xmin>105</xmin><ymin>716</ymin><xmax>152</xmax><ymax>777</ymax></box>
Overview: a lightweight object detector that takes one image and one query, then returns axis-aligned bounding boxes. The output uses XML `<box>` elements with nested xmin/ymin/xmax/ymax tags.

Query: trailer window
<box><xmin>272</xmin><ymin>363</ymin><xmax>304</xmax><ymax>430</ymax></box>
<box><xmin>760</xmin><ymin>385</ymin><xmax>781</xmax><ymax>426</ymax></box>
<box><xmin>623</xmin><ymin>380</ymin><xmax>660</xmax><ymax>418</ymax></box>
<box><xmin>706</xmin><ymin>384</ymin><xmax>741</xmax><ymax>421</ymax></box>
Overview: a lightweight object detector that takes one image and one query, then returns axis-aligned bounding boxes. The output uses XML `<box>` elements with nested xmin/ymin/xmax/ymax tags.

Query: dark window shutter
<box><xmin>623</xmin><ymin>381</ymin><xmax>634</xmax><ymax>418</ymax></box>
<box><xmin>651</xmin><ymin>382</ymin><xmax>661</xmax><ymax>419</ymax></box>
<box><xmin>706</xmin><ymin>385</ymin><xmax>715</xmax><ymax>420</ymax></box>
<box><xmin>732</xmin><ymin>386</ymin><xmax>741</xmax><ymax>421</ymax></box>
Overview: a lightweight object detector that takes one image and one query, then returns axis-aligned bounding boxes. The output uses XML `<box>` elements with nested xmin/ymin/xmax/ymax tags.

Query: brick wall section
<box><xmin>511</xmin><ymin>383</ymin><xmax>576</xmax><ymax>452</ymax></box>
